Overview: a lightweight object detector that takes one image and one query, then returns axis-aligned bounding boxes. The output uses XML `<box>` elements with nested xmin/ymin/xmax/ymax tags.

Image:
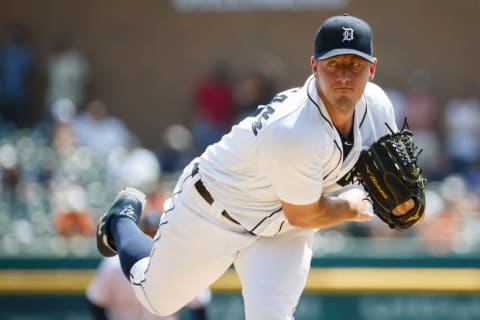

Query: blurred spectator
<box><xmin>72</xmin><ymin>99</ymin><xmax>135</xmax><ymax>155</ymax></box>
<box><xmin>0</xmin><ymin>143</ymin><xmax>20</xmax><ymax>204</ymax></box>
<box><xmin>403</xmin><ymin>70</ymin><xmax>444</xmax><ymax>180</ymax></box>
<box><xmin>234</xmin><ymin>71</ymin><xmax>275</xmax><ymax>121</ymax></box>
<box><xmin>417</xmin><ymin>175</ymin><xmax>480</xmax><ymax>255</ymax></box>
<box><xmin>50</xmin><ymin>97</ymin><xmax>77</xmax><ymax>125</ymax></box>
<box><xmin>51</xmin><ymin>181</ymin><xmax>95</xmax><ymax>238</ymax></box>
<box><xmin>0</xmin><ymin>22</ymin><xmax>35</xmax><ymax>128</ymax></box>
<box><xmin>44</xmin><ymin>33</ymin><xmax>90</xmax><ymax>118</ymax></box>
<box><xmin>50</xmin><ymin>98</ymin><xmax>77</xmax><ymax>156</ymax></box>
<box><xmin>416</xmin><ymin>188</ymin><xmax>461</xmax><ymax>255</ymax></box>
<box><xmin>439</xmin><ymin>175</ymin><xmax>480</xmax><ymax>249</ymax></box>
<box><xmin>156</xmin><ymin>124</ymin><xmax>195</xmax><ymax>174</ymax></box>
<box><xmin>191</xmin><ymin>60</ymin><xmax>234</xmax><ymax>152</ymax></box>
<box><xmin>404</xmin><ymin>70</ymin><xmax>438</xmax><ymax>131</ymax></box>
<box><xmin>115</xmin><ymin>147</ymin><xmax>162</xmax><ymax>193</ymax></box>
<box><xmin>384</xmin><ymin>87</ymin><xmax>407</xmax><ymax>128</ymax></box>
<box><xmin>443</xmin><ymin>96</ymin><xmax>480</xmax><ymax>189</ymax></box>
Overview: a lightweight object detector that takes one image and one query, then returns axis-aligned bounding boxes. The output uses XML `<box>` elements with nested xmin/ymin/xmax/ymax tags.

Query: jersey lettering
<box><xmin>252</xmin><ymin>105</ymin><xmax>274</xmax><ymax>135</ymax></box>
<box><xmin>251</xmin><ymin>94</ymin><xmax>287</xmax><ymax>136</ymax></box>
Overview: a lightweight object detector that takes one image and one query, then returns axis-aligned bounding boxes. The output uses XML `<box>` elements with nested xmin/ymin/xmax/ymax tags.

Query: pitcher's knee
<box><xmin>131</xmin><ymin>283</ymin><xmax>184</xmax><ymax>316</ymax></box>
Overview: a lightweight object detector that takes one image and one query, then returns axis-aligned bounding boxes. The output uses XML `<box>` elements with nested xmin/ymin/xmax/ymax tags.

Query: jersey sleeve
<box><xmin>257</xmin><ymin>123</ymin><xmax>324</xmax><ymax>205</ymax></box>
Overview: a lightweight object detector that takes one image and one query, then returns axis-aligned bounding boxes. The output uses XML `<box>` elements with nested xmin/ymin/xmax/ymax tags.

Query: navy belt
<box><xmin>191</xmin><ymin>163</ymin><xmax>246</xmax><ymax>229</ymax></box>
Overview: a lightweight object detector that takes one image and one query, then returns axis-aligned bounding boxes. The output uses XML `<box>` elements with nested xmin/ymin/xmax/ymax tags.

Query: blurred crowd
<box><xmin>0</xmin><ymin>22</ymin><xmax>479</xmax><ymax>259</ymax></box>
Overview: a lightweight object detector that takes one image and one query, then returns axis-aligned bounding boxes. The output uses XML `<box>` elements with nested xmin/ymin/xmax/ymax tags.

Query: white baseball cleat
<box><xmin>96</xmin><ymin>188</ymin><xmax>146</xmax><ymax>257</ymax></box>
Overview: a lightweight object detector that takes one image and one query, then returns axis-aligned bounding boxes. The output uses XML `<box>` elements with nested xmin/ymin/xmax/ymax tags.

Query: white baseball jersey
<box><xmin>130</xmin><ymin>75</ymin><xmax>398</xmax><ymax>319</ymax></box>
<box><xmin>198</xmin><ymin>75</ymin><xmax>397</xmax><ymax>236</ymax></box>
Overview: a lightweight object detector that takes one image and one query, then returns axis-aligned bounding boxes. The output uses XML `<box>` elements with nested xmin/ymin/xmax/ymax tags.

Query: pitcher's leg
<box><xmin>111</xmin><ymin>218</ymin><xmax>153</xmax><ymax>277</ymax></box>
<box><xmin>234</xmin><ymin>228</ymin><xmax>315</xmax><ymax>320</ymax></box>
<box><xmin>96</xmin><ymin>188</ymin><xmax>153</xmax><ymax>278</ymax></box>
<box><xmin>130</xmin><ymin>197</ymin><xmax>257</xmax><ymax>317</ymax></box>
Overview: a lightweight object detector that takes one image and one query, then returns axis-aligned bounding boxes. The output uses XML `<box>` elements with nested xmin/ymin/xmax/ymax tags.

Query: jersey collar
<box><xmin>305</xmin><ymin>74</ymin><xmax>368</xmax><ymax>182</ymax></box>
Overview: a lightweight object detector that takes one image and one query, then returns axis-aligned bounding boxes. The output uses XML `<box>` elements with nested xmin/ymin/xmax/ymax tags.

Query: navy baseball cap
<box><xmin>314</xmin><ymin>14</ymin><xmax>374</xmax><ymax>63</ymax></box>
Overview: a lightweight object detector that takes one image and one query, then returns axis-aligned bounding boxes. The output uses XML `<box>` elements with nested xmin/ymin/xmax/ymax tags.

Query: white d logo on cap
<box><xmin>342</xmin><ymin>27</ymin><xmax>354</xmax><ymax>42</ymax></box>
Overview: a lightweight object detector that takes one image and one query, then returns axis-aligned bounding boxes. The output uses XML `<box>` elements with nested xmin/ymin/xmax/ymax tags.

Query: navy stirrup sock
<box><xmin>110</xmin><ymin>218</ymin><xmax>153</xmax><ymax>278</ymax></box>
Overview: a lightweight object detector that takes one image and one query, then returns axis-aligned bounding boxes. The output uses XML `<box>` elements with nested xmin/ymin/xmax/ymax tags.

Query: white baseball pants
<box><xmin>130</xmin><ymin>163</ymin><xmax>315</xmax><ymax>320</ymax></box>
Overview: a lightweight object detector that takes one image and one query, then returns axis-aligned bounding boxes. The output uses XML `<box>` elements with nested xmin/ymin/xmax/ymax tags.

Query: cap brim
<box><xmin>315</xmin><ymin>49</ymin><xmax>375</xmax><ymax>63</ymax></box>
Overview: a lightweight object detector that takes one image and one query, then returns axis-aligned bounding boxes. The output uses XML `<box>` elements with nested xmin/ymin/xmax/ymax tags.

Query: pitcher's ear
<box><xmin>310</xmin><ymin>56</ymin><xmax>318</xmax><ymax>73</ymax></box>
<box><xmin>368</xmin><ymin>58</ymin><xmax>377</xmax><ymax>80</ymax></box>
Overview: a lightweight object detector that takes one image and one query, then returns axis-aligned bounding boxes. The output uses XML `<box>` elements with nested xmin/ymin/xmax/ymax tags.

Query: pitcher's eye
<box><xmin>327</xmin><ymin>61</ymin><xmax>338</xmax><ymax>68</ymax></box>
<box><xmin>351</xmin><ymin>61</ymin><xmax>361</xmax><ymax>68</ymax></box>
<box><xmin>350</xmin><ymin>60</ymin><xmax>364</xmax><ymax>71</ymax></box>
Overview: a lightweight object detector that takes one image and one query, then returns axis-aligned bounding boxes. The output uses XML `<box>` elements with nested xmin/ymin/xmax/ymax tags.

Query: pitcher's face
<box><xmin>312</xmin><ymin>54</ymin><xmax>376</xmax><ymax>114</ymax></box>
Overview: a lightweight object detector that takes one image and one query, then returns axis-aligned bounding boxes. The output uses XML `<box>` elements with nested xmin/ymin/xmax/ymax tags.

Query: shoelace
<box><xmin>385</xmin><ymin>119</ymin><xmax>424</xmax><ymax>175</ymax></box>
